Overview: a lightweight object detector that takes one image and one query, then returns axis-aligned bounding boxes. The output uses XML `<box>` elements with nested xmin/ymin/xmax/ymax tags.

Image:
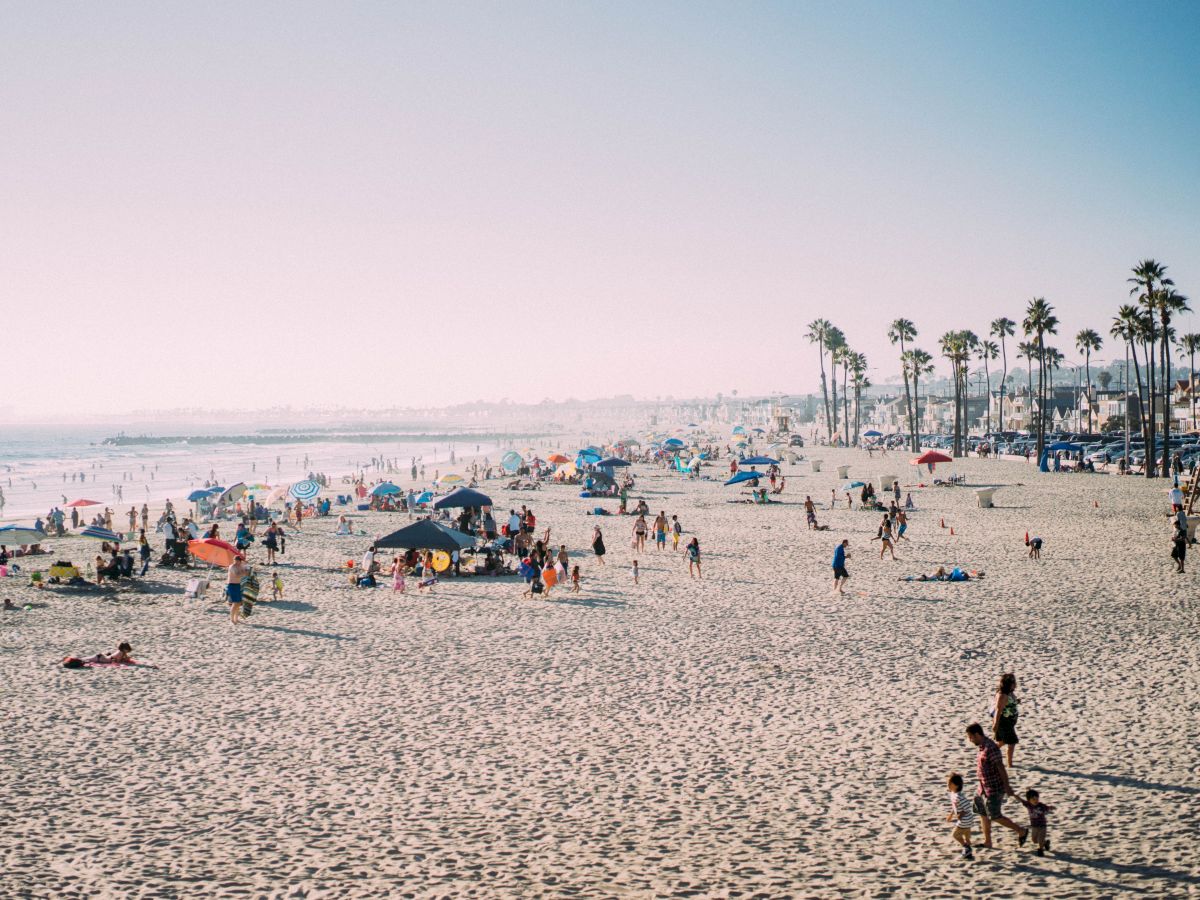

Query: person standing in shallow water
<box><xmin>992</xmin><ymin>673</ymin><xmax>1020</xmax><ymax>768</ymax></box>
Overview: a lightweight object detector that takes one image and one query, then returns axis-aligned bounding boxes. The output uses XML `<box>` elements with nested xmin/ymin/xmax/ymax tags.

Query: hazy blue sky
<box><xmin>2</xmin><ymin>1</ymin><xmax>1197</xmax><ymax>415</ymax></box>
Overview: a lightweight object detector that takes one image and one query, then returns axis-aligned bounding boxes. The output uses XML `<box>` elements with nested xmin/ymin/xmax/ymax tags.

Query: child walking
<box><xmin>632</xmin><ymin>559</ymin><xmax>639</xmax><ymax>585</ymax></box>
<box><xmin>571</xmin><ymin>564</ymin><xmax>581</xmax><ymax>592</ymax></box>
<box><xmin>1018</xmin><ymin>789</ymin><xmax>1053</xmax><ymax>856</ymax></box>
<box><xmin>946</xmin><ymin>773</ymin><xmax>976</xmax><ymax>860</ymax></box>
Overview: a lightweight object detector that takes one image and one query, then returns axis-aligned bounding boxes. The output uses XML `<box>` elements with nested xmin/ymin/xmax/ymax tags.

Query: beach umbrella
<box><xmin>433</xmin><ymin>487</ymin><xmax>493</xmax><ymax>509</ymax></box>
<box><xmin>370</xmin><ymin>482</ymin><xmax>402</xmax><ymax>496</ymax></box>
<box><xmin>863</xmin><ymin>430</ymin><xmax>882</xmax><ymax>438</ymax></box>
<box><xmin>289</xmin><ymin>480</ymin><xmax>321</xmax><ymax>501</ymax></box>
<box><xmin>912</xmin><ymin>450</ymin><xmax>953</xmax><ymax>466</ymax></box>
<box><xmin>79</xmin><ymin>525</ymin><xmax>123</xmax><ymax>543</ymax></box>
<box><xmin>265</xmin><ymin>485</ymin><xmax>290</xmax><ymax>506</ymax></box>
<box><xmin>188</xmin><ymin>538</ymin><xmax>244</xmax><ymax>567</ymax></box>
<box><xmin>741</xmin><ymin>455</ymin><xmax>780</xmax><ymax>466</ymax></box>
<box><xmin>732</xmin><ymin>426</ymin><xmax>747</xmax><ymax>435</ymax></box>
<box><xmin>663</xmin><ymin>438</ymin><xmax>685</xmax><ymax>448</ymax></box>
<box><xmin>0</xmin><ymin>524</ymin><xmax>47</xmax><ymax>544</ymax></box>
<box><xmin>839</xmin><ymin>480</ymin><xmax>866</xmax><ymax>492</ymax></box>
<box><xmin>374</xmin><ymin>519</ymin><xmax>468</xmax><ymax>552</ymax></box>
<box><xmin>187</xmin><ymin>488</ymin><xmax>217</xmax><ymax>502</ymax></box>
<box><xmin>687</xmin><ymin>457</ymin><xmax>702</xmax><ymax>469</ymax></box>
<box><xmin>1047</xmin><ymin>441</ymin><xmax>1082</xmax><ymax>452</ymax></box>
<box><xmin>554</xmin><ymin>461</ymin><xmax>578</xmax><ymax>478</ymax></box>
<box><xmin>724</xmin><ymin>470</ymin><xmax>763</xmax><ymax>486</ymax></box>
<box><xmin>501</xmin><ymin>450</ymin><xmax>523</xmax><ymax>473</ymax></box>
<box><xmin>414</xmin><ymin>491</ymin><xmax>433</xmax><ymax>505</ymax></box>
<box><xmin>752</xmin><ymin>428</ymin><xmax>766</xmax><ymax>434</ymax></box>
<box><xmin>67</xmin><ymin>498</ymin><xmax>101</xmax><ymax>508</ymax></box>
<box><xmin>438</xmin><ymin>473</ymin><xmax>464</xmax><ymax>485</ymax></box>
<box><xmin>218</xmin><ymin>482</ymin><xmax>247</xmax><ymax>504</ymax></box>
<box><xmin>547</xmin><ymin>453</ymin><xmax>571</xmax><ymax>464</ymax></box>
<box><xmin>244</xmin><ymin>483</ymin><xmax>272</xmax><ymax>492</ymax></box>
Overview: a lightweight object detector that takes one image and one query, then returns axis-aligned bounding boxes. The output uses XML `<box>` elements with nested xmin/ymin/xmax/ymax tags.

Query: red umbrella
<box><xmin>66</xmin><ymin>498</ymin><xmax>102</xmax><ymax>507</ymax></box>
<box><xmin>188</xmin><ymin>538</ymin><xmax>244</xmax><ymax>568</ymax></box>
<box><xmin>912</xmin><ymin>450</ymin><xmax>953</xmax><ymax>465</ymax></box>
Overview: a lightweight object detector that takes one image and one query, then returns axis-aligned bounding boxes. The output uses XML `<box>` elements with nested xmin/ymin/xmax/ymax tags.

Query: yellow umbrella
<box><xmin>438</xmin><ymin>473</ymin><xmax>464</xmax><ymax>485</ymax></box>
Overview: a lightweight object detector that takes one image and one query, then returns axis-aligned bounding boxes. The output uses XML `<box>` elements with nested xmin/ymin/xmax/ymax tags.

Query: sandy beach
<box><xmin>3</xmin><ymin>446</ymin><xmax>1198</xmax><ymax>898</ymax></box>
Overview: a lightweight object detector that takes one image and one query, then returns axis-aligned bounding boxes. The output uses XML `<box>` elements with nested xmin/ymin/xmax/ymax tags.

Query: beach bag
<box><xmin>62</xmin><ymin>657</ymin><xmax>85</xmax><ymax>669</ymax></box>
<box><xmin>531</xmin><ymin>579</ymin><xmax>543</xmax><ymax>594</ymax></box>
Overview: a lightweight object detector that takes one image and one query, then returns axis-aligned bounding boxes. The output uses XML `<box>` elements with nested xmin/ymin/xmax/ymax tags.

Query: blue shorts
<box><xmin>226</xmin><ymin>583</ymin><xmax>243</xmax><ymax>604</ymax></box>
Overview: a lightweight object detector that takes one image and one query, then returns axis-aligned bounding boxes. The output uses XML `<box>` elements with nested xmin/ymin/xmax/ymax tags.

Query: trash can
<box><xmin>975</xmin><ymin>487</ymin><xmax>999</xmax><ymax>509</ymax></box>
<box><xmin>811</xmin><ymin>460</ymin><xmax>823</xmax><ymax>473</ymax></box>
<box><xmin>836</xmin><ymin>464</ymin><xmax>850</xmax><ymax>479</ymax></box>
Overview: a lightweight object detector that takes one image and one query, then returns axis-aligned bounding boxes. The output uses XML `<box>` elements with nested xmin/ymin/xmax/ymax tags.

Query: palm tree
<box><xmin>905</xmin><ymin>348</ymin><xmax>934</xmax><ymax>445</ymax></box>
<box><xmin>1181</xmin><ymin>333</ymin><xmax>1200</xmax><ymax>433</ymax></box>
<box><xmin>1044</xmin><ymin>345</ymin><xmax>1065</xmax><ymax>432</ymax></box>
<box><xmin>990</xmin><ymin>317</ymin><xmax>1016</xmax><ymax>435</ymax></box>
<box><xmin>888</xmin><ymin>319</ymin><xmax>918</xmax><ymax>451</ymax></box>
<box><xmin>977</xmin><ymin>339</ymin><xmax>999</xmax><ymax>435</ymax></box>
<box><xmin>827</xmin><ymin>327</ymin><xmax>847</xmax><ymax>444</ymax></box>
<box><xmin>1023</xmin><ymin>298</ymin><xmax>1058</xmax><ymax>458</ymax></box>
<box><xmin>1075</xmin><ymin>328</ymin><xmax>1103</xmax><ymax>433</ymax></box>
<box><xmin>1158</xmin><ymin>288</ymin><xmax>1190</xmax><ymax>462</ymax></box>
<box><xmin>849</xmin><ymin>351</ymin><xmax>869</xmax><ymax>444</ymax></box>
<box><xmin>1017</xmin><ymin>340</ymin><xmax>1037</xmax><ymax>430</ymax></box>
<box><xmin>1111</xmin><ymin>305</ymin><xmax>1146</xmax><ymax>446</ymax></box>
<box><xmin>1129</xmin><ymin>260</ymin><xmax>1171</xmax><ymax>476</ymax></box>
<box><xmin>806</xmin><ymin>320</ymin><xmax>834</xmax><ymax>441</ymax></box>
<box><xmin>939</xmin><ymin>331</ymin><xmax>973</xmax><ymax>456</ymax></box>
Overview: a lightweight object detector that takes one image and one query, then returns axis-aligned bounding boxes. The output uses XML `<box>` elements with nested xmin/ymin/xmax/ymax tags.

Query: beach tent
<box><xmin>584</xmin><ymin>470</ymin><xmax>616</xmax><ymax>488</ymax></box>
<box><xmin>370</xmin><ymin>482</ymin><xmax>402</xmax><ymax>496</ymax></box>
<box><xmin>433</xmin><ymin>487</ymin><xmax>493</xmax><ymax>509</ymax></box>
<box><xmin>724</xmin><ymin>470</ymin><xmax>763</xmax><ymax>486</ymax></box>
<box><xmin>740</xmin><ymin>455</ymin><xmax>780</xmax><ymax>466</ymax></box>
<box><xmin>501</xmin><ymin>451</ymin><xmax>523</xmax><ymax>473</ymax></box>
<box><xmin>0</xmin><ymin>524</ymin><xmax>47</xmax><ymax>544</ymax></box>
<box><xmin>375</xmin><ymin>519</ymin><xmax>469</xmax><ymax>552</ymax></box>
<box><xmin>218</xmin><ymin>483</ymin><xmax>247</xmax><ymax>504</ymax></box>
<box><xmin>188</xmin><ymin>538</ymin><xmax>243</xmax><ymax>567</ymax></box>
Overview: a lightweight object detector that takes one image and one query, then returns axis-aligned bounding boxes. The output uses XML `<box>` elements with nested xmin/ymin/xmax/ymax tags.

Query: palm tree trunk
<box><xmin>999</xmin><ymin>339</ymin><xmax>1008</xmax><ymax>433</ymax></box>
<box><xmin>984</xmin><ymin>358</ymin><xmax>991</xmax><ymax>434</ymax></box>
<box><xmin>1191</xmin><ymin>347</ymin><xmax>1197</xmax><ymax>432</ymax></box>
<box><xmin>829</xmin><ymin>353</ymin><xmax>839</xmax><ymax>444</ymax></box>
<box><xmin>1144</xmin><ymin>335</ymin><xmax>1157</xmax><ymax>477</ymax></box>
<box><xmin>1161</xmin><ymin>315</ymin><xmax>1171</xmax><ymax>470</ymax></box>
<box><xmin>818</xmin><ymin>340</ymin><xmax>831</xmax><ymax>442</ymax></box>
<box><xmin>842</xmin><ymin>363</ymin><xmax>850</xmax><ymax>446</ymax></box>
<box><xmin>1130</xmin><ymin>340</ymin><xmax>1146</xmax><ymax>453</ymax></box>
<box><xmin>1085</xmin><ymin>351</ymin><xmax>1092</xmax><ymax>433</ymax></box>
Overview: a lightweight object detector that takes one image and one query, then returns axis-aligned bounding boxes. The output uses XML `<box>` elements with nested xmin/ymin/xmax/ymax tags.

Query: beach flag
<box><xmin>940</xmin><ymin>518</ymin><xmax>946</xmax><ymax>528</ymax></box>
<box><xmin>1024</xmin><ymin>531</ymin><xmax>1029</xmax><ymax>544</ymax></box>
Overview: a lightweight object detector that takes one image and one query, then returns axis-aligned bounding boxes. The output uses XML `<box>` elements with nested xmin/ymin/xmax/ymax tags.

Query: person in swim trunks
<box><xmin>227</xmin><ymin>555</ymin><xmax>249</xmax><ymax>625</ymax></box>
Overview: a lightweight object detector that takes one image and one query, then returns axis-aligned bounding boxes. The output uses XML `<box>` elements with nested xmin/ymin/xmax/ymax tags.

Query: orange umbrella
<box><xmin>547</xmin><ymin>453</ymin><xmax>570</xmax><ymax>464</ymax></box>
<box><xmin>188</xmin><ymin>538</ymin><xmax>244</xmax><ymax>567</ymax></box>
<box><xmin>66</xmin><ymin>498</ymin><xmax>102</xmax><ymax>507</ymax></box>
<box><xmin>912</xmin><ymin>450</ymin><xmax>953</xmax><ymax>465</ymax></box>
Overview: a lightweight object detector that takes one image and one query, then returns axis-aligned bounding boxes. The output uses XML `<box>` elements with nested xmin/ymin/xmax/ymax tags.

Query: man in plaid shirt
<box><xmin>966</xmin><ymin>723</ymin><xmax>1029</xmax><ymax>849</ymax></box>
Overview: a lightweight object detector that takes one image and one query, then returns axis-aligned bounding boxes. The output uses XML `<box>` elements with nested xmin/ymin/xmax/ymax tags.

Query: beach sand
<box><xmin>3</xmin><ymin>447</ymin><xmax>1198</xmax><ymax>897</ymax></box>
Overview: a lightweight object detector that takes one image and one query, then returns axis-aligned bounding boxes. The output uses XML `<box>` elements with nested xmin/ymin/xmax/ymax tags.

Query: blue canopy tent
<box><xmin>595</xmin><ymin>456</ymin><xmax>631</xmax><ymax>475</ymax></box>
<box><xmin>740</xmin><ymin>455</ymin><xmax>779</xmax><ymax>466</ymax></box>
<box><xmin>433</xmin><ymin>487</ymin><xmax>494</xmax><ymax>509</ymax></box>
<box><xmin>375</xmin><ymin>519</ymin><xmax>468</xmax><ymax>552</ymax></box>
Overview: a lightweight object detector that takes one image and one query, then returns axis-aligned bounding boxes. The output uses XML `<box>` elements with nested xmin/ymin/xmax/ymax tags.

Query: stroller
<box><xmin>158</xmin><ymin>540</ymin><xmax>192</xmax><ymax>568</ymax></box>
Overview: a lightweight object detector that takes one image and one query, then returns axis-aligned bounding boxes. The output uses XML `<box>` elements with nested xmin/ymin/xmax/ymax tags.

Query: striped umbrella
<box><xmin>0</xmin><ymin>524</ymin><xmax>47</xmax><ymax>544</ymax></box>
<box><xmin>80</xmin><ymin>525</ymin><xmax>123</xmax><ymax>543</ymax></box>
<box><xmin>289</xmin><ymin>480</ymin><xmax>321</xmax><ymax>501</ymax></box>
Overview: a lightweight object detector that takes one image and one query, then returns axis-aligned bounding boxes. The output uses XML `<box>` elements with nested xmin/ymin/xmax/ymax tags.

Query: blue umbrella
<box><xmin>501</xmin><ymin>450</ymin><xmax>523</xmax><ymax>473</ymax></box>
<box><xmin>732</xmin><ymin>426</ymin><xmax>747</xmax><ymax>435</ymax></box>
<box><xmin>663</xmin><ymin>438</ymin><xmax>685</xmax><ymax>448</ymax></box>
<box><xmin>188</xmin><ymin>488</ymin><xmax>217</xmax><ymax>502</ymax></box>
<box><xmin>414</xmin><ymin>491</ymin><xmax>433</xmax><ymax>505</ymax></box>
<box><xmin>839</xmin><ymin>480</ymin><xmax>866</xmax><ymax>492</ymax></box>
<box><xmin>752</xmin><ymin>428</ymin><xmax>765</xmax><ymax>433</ymax></box>
<box><xmin>863</xmin><ymin>430</ymin><xmax>882</xmax><ymax>438</ymax></box>
<box><xmin>740</xmin><ymin>455</ymin><xmax>779</xmax><ymax>466</ymax></box>
<box><xmin>724</xmin><ymin>470</ymin><xmax>764</xmax><ymax>486</ymax></box>
<box><xmin>433</xmin><ymin>486</ymin><xmax>493</xmax><ymax>509</ymax></box>
<box><xmin>0</xmin><ymin>524</ymin><xmax>46</xmax><ymax>544</ymax></box>
<box><xmin>80</xmin><ymin>525</ymin><xmax>123</xmax><ymax>543</ymax></box>
<box><xmin>289</xmin><ymin>480</ymin><xmax>321</xmax><ymax>501</ymax></box>
<box><xmin>1047</xmin><ymin>441</ymin><xmax>1082</xmax><ymax>452</ymax></box>
<box><xmin>371</xmin><ymin>482</ymin><xmax>402</xmax><ymax>496</ymax></box>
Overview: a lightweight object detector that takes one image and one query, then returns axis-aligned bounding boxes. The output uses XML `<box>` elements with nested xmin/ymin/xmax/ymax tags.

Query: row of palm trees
<box><xmin>806</xmin><ymin>259</ymin><xmax>1197</xmax><ymax>478</ymax></box>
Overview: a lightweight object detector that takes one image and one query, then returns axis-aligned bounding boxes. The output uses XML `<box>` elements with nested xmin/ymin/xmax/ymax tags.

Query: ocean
<box><xmin>0</xmin><ymin>424</ymin><xmax>507</xmax><ymax>523</ymax></box>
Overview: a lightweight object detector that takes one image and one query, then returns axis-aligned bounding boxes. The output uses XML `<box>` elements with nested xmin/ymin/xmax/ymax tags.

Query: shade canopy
<box><xmin>370</xmin><ymin>482</ymin><xmax>402</xmax><ymax>496</ymax></box>
<box><xmin>66</xmin><ymin>499</ymin><xmax>101</xmax><ymax>508</ymax></box>
<box><xmin>839</xmin><ymin>480</ymin><xmax>866</xmax><ymax>491</ymax></box>
<box><xmin>596</xmin><ymin>457</ymin><xmax>631</xmax><ymax>468</ymax></box>
<box><xmin>188</xmin><ymin>488</ymin><xmax>217</xmax><ymax>502</ymax></box>
<box><xmin>724</xmin><ymin>470</ymin><xmax>764</xmax><ymax>486</ymax></box>
<box><xmin>740</xmin><ymin>455</ymin><xmax>779</xmax><ymax>466</ymax></box>
<box><xmin>863</xmin><ymin>430</ymin><xmax>882</xmax><ymax>437</ymax></box>
<box><xmin>188</xmin><ymin>538</ymin><xmax>244</xmax><ymax>567</ymax></box>
<box><xmin>433</xmin><ymin>487</ymin><xmax>493</xmax><ymax>509</ymax></box>
<box><xmin>1047</xmin><ymin>441</ymin><xmax>1082</xmax><ymax>452</ymax></box>
<box><xmin>374</xmin><ymin>519</ymin><xmax>470</xmax><ymax>552</ymax></box>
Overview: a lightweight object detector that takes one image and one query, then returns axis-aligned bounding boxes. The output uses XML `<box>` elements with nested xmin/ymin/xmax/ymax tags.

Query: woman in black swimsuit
<box><xmin>592</xmin><ymin>526</ymin><xmax>606</xmax><ymax>565</ymax></box>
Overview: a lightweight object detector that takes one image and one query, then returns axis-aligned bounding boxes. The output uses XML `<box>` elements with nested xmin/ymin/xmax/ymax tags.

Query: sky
<box><xmin>2</xmin><ymin>0</ymin><xmax>1198</xmax><ymax>417</ymax></box>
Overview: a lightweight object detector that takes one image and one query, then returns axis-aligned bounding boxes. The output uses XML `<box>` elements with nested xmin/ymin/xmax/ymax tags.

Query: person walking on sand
<box><xmin>992</xmin><ymin>673</ymin><xmax>1021</xmax><ymax>768</ymax></box>
<box><xmin>876</xmin><ymin>514</ymin><xmax>898</xmax><ymax>560</ymax></box>
<box><xmin>591</xmin><ymin>525</ymin><xmax>606</xmax><ymax>565</ymax></box>
<box><xmin>654</xmin><ymin>511</ymin><xmax>668</xmax><ymax>551</ymax></box>
<box><xmin>686</xmin><ymin>537</ymin><xmax>701</xmax><ymax>578</ymax></box>
<box><xmin>631</xmin><ymin>559</ymin><xmax>639</xmax><ymax>585</ymax></box>
<box><xmin>671</xmin><ymin>515</ymin><xmax>682</xmax><ymax>551</ymax></box>
<box><xmin>632</xmin><ymin>515</ymin><xmax>648</xmax><ymax>553</ymax></box>
<box><xmin>965</xmin><ymin>723</ymin><xmax>1028</xmax><ymax>850</ymax></box>
<box><xmin>1171</xmin><ymin>521</ymin><xmax>1187</xmax><ymax>573</ymax></box>
<box><xmin>226</xmin><ymin>555</ymin><xmax>249</xmax><ymax>625</ymax></box>
<box><xmin>832</xmin><ymin>539</ymin><xmax>850</xmax><ymax>595</ymax></box>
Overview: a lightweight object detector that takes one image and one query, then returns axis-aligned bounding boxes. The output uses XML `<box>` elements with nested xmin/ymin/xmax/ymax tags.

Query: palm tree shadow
<box><xmin>249</xmin><ymin>623</ymin><xmax>355</xmax><ymax>640</ymax></box>
<box><xmin>1046</xmin><ymin>851</ymin><xmax>1200</xmax><ymax>887</ymax></box>
<box><xmin>1029</xmin><ymin>765</ymin><xmax>1200</xmax><ymax>796</ymax></box>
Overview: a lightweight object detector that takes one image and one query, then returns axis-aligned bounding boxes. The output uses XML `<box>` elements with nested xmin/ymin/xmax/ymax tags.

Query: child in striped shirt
<box><xmin>946</xmin><ymin>773</ymin><xmax>976</xmax><ymax>860</ymax></box>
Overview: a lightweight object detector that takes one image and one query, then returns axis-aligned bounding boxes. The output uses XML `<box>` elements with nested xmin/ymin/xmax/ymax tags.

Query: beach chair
<box><xmin>184</xmin><ymin>577</ymin><xmax>209</xmax><ymax>600</ymax></box>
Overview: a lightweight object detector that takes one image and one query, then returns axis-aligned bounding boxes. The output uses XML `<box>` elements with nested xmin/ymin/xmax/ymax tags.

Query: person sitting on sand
<box><xmin>335</xmin><ymin>515</ymin><xmax>351</xmax><ymax>536</ymax></box>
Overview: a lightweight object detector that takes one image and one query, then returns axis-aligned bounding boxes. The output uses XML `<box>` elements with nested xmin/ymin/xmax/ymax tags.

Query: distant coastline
<box><xmin>101</xmin><ymin>431</ymin><xmax>546</xmax><ymax>447</ymax></box>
